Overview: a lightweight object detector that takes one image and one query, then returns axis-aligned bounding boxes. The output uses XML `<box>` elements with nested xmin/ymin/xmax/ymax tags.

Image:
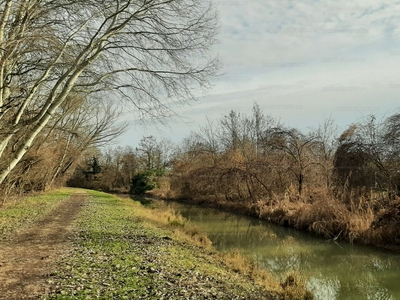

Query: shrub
<box><xmin>130</xmin><ymin>170</ymin><xmax>164</xmax><ymax>194</ymax></box>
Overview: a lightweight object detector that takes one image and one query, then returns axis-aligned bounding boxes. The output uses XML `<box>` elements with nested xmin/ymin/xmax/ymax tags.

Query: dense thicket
<box><xmin>168</xmin><ymin>104</ymin><xmax>333</xmax><ymax>202</ymax></box>
<box><xmin>163</xmin><ymin>105</ymin><xmax>400</xmax><ymax>247</ymax></box>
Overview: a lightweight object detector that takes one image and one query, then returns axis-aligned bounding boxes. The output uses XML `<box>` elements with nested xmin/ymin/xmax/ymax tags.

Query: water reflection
<box><xmin>308</xmin><ymin>277</ymin><xmax>340</xmax><ymax>300</ymax></box>
<box><xmin>160</xmin><ymin>201</ymin><xmax>400</xmax><ymax>300</ymax></box>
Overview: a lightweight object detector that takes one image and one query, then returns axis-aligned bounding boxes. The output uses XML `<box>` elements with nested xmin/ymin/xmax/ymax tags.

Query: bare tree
<box><xmin>135</xmin><ymin>136</ymin><xmax>173</xmax><ymax>172</ymax></box>
<box><xmin>266</xmin><ymin>127</ymin><xmax>317</xmax><ymax>195</ymax></box>
<box><xmin>334</xmin><ymin>113</ymin><xmax>400</xmax><ymax>198</ymax></box>
<box><xmin>382</xmin><ymin>112</ymin><xmax>400</xmax><ymax>195</ymax></box>
<box><xmin>45</xmin><ymin>98</ymin><xmax>128</xmax><ymax>187</ymax></box>
<box><xmin>0</xmin><ymin>0</ymin><xmax>219</xmax><ymax>184</ymax></box>
<box><xmin>311</xmin><ymin>118</ymin><xmax>339</xmax><ymax>188</ymax></box>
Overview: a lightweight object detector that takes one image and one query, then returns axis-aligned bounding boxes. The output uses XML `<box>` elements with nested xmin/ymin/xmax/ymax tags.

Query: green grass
<box><xmin>45</xmin><ymin>190</ymin><xmax>299</xmax><ymax>299</ymax></box>
<box><xmin>0</xmin><ymin>188</ymin><xmax>73</xmax><ymax>235</ymax></box>
<box><xmin>1</xmin><ymin>188</ymin><xmax>311</xmax><ymax>299</ymax></box>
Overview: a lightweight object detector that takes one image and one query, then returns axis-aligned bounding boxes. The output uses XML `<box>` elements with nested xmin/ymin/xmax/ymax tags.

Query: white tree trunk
<box><xmin>0</xmin><ymin>134</ymin><xmax>12</xmax><ymax>158</ymax></box>
<box><xmin>0</xmin><ymin>0</ymin><xmax>218</xmax><ymax>185</ymax></box>
<box><xmin>0</xmin><ymin>64</ymin><xmax>87</xmax><ymax>184</ymax></box>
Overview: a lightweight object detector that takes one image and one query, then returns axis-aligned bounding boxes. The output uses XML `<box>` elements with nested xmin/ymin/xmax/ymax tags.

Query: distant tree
<box><xmin>130</xmin><ymin>171</ymin><xmax>159</xmax><ymax>195</ymax></box>
<box><xmin>265</xmin><ymin>127</ymin><xmax>317</xmax><ymax>195</ymax></box>
<box><xmin>83</xmin><ymin>156</ymin><xmax>102</xmax><ymax>180</ymax></box>
<box><xmin>219</xmin><ymin>110</ymin><xmax>242</xmax><ymax>151</ymax></box>
<box><xmin>333</xmin><ymin>125</ymin><xmax>373</xmax><ymax>189</ymax></box>
<box><xmin>382</xmin><ymin>113</ymin><xmax>400</xmax><ymax>195</ymax></box>
<box><xmin>194</xmin><ymin>117</ymin><xmax>220</xmax><ymax>162</ymax></box>
<box><xmin>311</xmin><ymin>118</ymin><xmax>339</xmax><ymax>188</ymax></box>
<box><xmin>136</xmin><ymin>136</ymin><xmax>173</xmax><ymax>172</ymax></box>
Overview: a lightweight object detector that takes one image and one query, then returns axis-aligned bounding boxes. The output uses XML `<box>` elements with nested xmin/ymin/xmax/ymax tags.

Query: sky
<box><xmin>120</xmin><ymin>0</ymin><xmax>400</xmax><ymax>148</ymax></box>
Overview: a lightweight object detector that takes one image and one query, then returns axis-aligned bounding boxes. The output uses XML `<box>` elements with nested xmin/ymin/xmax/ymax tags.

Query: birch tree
<box><xmin>0</xmin><ymin>0</ymin><xmax>219</xmax><ymax>184</ymax></box>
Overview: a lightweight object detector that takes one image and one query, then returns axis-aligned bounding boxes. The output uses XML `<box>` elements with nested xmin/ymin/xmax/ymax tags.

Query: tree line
<box><xmin>164</xmin><ymin>105</ymin><xmax>399</xmax><ymax>204</ymax></box>
<box><xmin>166</xmin><ymin>105</ymin><xmax>400</xmax><ymax>246</ymax></box>
<box><xmin>67</xmin><ymin>136</ymin><xmax>174</xmax><ymax>193</ymax></box>
<box><xmin>70</xmin><ymin>103</ymin><xmax>400</xmax><ymax>206</ymax></box>
<box><xmin>70</xmin><ymin>103</ymin><xmax>400</xmax><ymax>247</ymax></box>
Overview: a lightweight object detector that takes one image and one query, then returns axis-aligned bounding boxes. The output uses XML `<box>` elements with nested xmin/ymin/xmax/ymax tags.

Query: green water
<box><xmin>160</xmin><ymin>201</ymin><xmax>400</xmax><ymax>300</ymax></box>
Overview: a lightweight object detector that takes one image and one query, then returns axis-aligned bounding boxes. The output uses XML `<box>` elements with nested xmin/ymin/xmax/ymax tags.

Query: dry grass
<box><xmin>165</xmin><ymin>179</ymin><xmax>397</xmax><ymax>249</ymax></box>
<box><xmin>122</xmin><ymin>192</ymin><xmax>313</xmax><ymax>298</ymax></box>
<box><xmin>367</xmin><ymin>199</ymin><xmax>400</xmax><ymax>248</ymax></box>
<box><xmin>257</xmin><ymin>191</ymin><xmax>376</xmax><ymax>244</ymax></box>
<box><xmin>280</xmin><ymin>271</ymin><xmax>313</xmax><ymax>300</ymax></box>
<box><xmin>160</xmin><ymin>178</ymin><xmax>396</xmax><ymax>248</ymax></box>
<box><xmin>255</xmin><ymin>186</ymin><xmax>397</xmax><ymax>248</ymax></box>
<box><xmin>148</xmin><ymin>187</ymin><xmax>179</xmax><ymax>199</ymax></box>
<box><xmin>125</xmin><ymin>196</ymin><xmax>213</xmax><ymax>249</ymax></box>
<box><xmin>221</xmin><ymin>250</ymin><xmax>312</xmax><ymax>299</ymax></box>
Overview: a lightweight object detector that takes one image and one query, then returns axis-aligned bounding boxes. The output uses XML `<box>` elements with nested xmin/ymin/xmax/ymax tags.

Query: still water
<box><xmin>159</xmin><ymin>201</ymin><xmax>400</xmax><ymax>300</ymax></box>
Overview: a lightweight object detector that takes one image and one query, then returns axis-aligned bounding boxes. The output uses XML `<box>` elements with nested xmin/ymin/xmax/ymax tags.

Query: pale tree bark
<box><xmin>0</xmin><ymin>0</ymin><xmax>13</xmax><ymax>110</ymax></box>
<box><xmin>0</xmin><ymin>0</ymin><xmax>219</xmax><ymax>184</ymax></box>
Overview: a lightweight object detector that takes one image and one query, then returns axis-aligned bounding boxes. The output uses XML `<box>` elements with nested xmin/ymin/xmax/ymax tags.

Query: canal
<box><xmin>158</xmin><ymin>200</ymin><xmax>400</xmax><ymax>300</ymax></box>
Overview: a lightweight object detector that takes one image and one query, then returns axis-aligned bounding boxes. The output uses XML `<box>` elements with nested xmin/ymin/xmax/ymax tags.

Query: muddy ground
<box><xmin>0</xmin><ymin>192</ymin><xmax>86</xmax><ymax>300</ymax></box>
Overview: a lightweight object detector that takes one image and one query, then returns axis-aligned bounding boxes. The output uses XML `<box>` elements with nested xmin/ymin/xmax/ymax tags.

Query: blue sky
<box><xmin>120</xmin><ymin>0</ymin><xmax>400</xmax><ymax>147</ymax></box>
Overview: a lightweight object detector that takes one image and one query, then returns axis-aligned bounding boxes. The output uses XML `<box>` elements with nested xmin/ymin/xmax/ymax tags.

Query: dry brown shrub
<box><xmin>149</xmin><ymin>187</ymin><xmax>170</xmax><ymax>199</ymax></box>
<box><xmin>222</xmin><ymin>250</ymin><xmax>252</xmax><ymax>275</ymax></box>
<box><xmin>369</xmin><ymin>199</ymin><xmax>400</xmax><ymax>246</ymax></box>
<box><xmin>294</xmin><ymin>199</ymin><xmax>350</xmax><ymax>235</ymax></box>
<box><xmin>256</xmin><ymin>190</ymin><xmax>375</xmax><ymax>243</ymax></box>
<box><xmin>281</xmin><ymin>272</ymin><xmax>314</xmax><ymax>300</ymax></box>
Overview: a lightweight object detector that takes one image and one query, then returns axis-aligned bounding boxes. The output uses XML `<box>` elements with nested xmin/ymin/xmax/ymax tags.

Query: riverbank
<box><xmin>0</xmin><ymin>188</ymin><xmax>312</xmax><ymax>299</ymax></box>
<box><xmin>149</xmin><ymin>194</ymin><xmax>400</xmax><ymax>300</ymax></box>
<box><xmin>149</xmin><ymin>187</ymin><xmax>400</xmax><ymax>252</ymax></box>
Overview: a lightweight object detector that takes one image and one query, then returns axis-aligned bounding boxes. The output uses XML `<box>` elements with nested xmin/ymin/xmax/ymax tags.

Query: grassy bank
<box><xmin>0</xmin><ymin>188</ymin><xmax>72</xmax><ymax>236</ymax></box>
<box><xmin>43</xmin><ymin>190</ymin><xmax>311</xmax><ymax>299</ymax></box>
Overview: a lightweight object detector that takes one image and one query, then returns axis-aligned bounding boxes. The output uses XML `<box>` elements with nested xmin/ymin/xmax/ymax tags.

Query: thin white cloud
<box><xmin>120</xmin><ymin>0</ymin><xmax>400</xmax><ymax>147</ymax></box>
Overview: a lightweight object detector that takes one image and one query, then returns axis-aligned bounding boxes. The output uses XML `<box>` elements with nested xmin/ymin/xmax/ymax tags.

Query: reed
<box><xmin>151</xmin><ymin>176</ymin><xmax>400</xmax><ymax>250</ymax></box>
<box><xmin>221</xmin><ymin>250</ymin><xmax>312</xmax><ymax>299</ymax></box>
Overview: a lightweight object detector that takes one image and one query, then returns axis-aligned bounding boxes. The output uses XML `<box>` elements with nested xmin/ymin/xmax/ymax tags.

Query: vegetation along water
<box><xmin>158</xmin><ymin>200</ymin><xmax>400</xmax><ymax>300</ymax></box>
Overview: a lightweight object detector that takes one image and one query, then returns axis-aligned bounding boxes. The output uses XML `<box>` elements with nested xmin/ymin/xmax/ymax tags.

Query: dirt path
<box><xmin>0</xmin><ymin>192</ymin><xmax>86</xmax><ymax>300</ymax></box>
